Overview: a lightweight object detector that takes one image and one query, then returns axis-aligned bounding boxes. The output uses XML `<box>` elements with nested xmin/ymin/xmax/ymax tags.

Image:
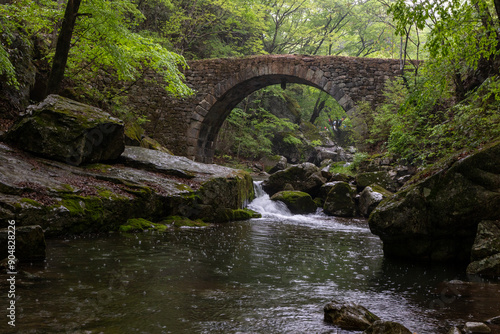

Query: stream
<box><xmin>2</xmin><ymin>182</ymin><xmax>499</xmax><ymax>333</ymax></box>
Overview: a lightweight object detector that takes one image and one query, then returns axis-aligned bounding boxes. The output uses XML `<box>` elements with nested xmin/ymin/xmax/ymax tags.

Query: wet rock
<box><xmin>356</xmin><ymin>171</ymin><xmax>397</xmax><ymax>192</ymax></box>
<box><xmin>262</xmin><ymin>162</ymin><xmax>326</xmax><ymax>197</ymax></box>
<box><xmin>467</xmin><ymin>220</ymin><xmax>500</xmax><ymax>276</ymax></box>
<box><xmin>4</xmin><ymin>95</ymin><xmax>124</xmax><ymax>166</ymax></box>
<box><xmin>359</xmin><ymin>185</ymin><xmax>392</xmax><ymax>217</ymax></box>
<box><xmin>363</xmin><ymin>320</ymin><xmax>412</xmax><ymax>334</ymax></box>
<box><xmin>318</xmin><ymin>182</ymin><xmax>341</xmax><ymax>205</ymax></box>
<box><xmin>268</xmin><ymin>156</ymin><xmax>288</xmax><ymax>174</ymax></box>
<box><xmin>0</xmin><ymin>144</ymin><xmax>254</xmax><ymax>235</ymax></box>
<box><xmin>464</xmin><ymin>322</ymin><xmax>491</xmax><ymax>333</ymax></box>
<box><xmin>324</xmin><ymin>301</ymin><xmax>380</xmax><ymax>330</ymax></box>
<box><xmin>0</xmin><ymin>225</ymin><xmax>45</xmax><ymax>262</ymax></box>
<box><xmin>323</xmin><ymin>181</ymin><xmax>356</xmax><ymax>217</ymax></box>
<box><xmin>270</xmin><ymin>190</ymin><xmax>317</xmax><ymax>214</ymax></box>
<box><xmin>466</xmin><ymin>253</ymin><xmax>500</xmax><ymax>276</ymax></box>
<box><xmin>486</xmin><ymin>315</ymin><xmax>500</xmax><ymax>324</ymax></box>
<box><xmin>447</xmin><ymin>326</ymin><xmax>463</xmax><ymax>334</ymax></box>
<box><xmin>315</xmin><ymin>145</ymin><xmax>348</xmax><ymax>163</ymax></box>
<box><xmin>369</xmin><ymin>140</ymin><xmax>500</xmax><ymax>262</ymax></box>
<box><xmin>470</xmin><ymin>220</ymin><xmax>500</xmax><ymax>260</ymax></box>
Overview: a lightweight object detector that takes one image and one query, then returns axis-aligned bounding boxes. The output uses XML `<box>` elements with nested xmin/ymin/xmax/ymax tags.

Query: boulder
<box><xmin>363</xmin><ymin>320</ymin><xmax>412</xmax><ymax>334</ymax></box>
<box><xmin>359</xmin><ymin>185</ymin><xmax>392</xmax><ymax>217</ymax></box>
<box><xmin>447</xmin><ymin>327</ymin><xmax>463</xmax><ymax>334</ymax></box>
<box><xmin>486</xmin><ymin>316</ymin><xmax>500</xmax><ymax>324</ymax></box>
<box><xmin>315</xmin><ymin>145</ymin><xmax>348</xmax><ymax>163</ymax></box>
<box><xmin>464</xmin><ymin>322</ymin><xmax>491</xmax><ymax>333</ymax></box>
<box><xmin>369</xmin><ymin>141</ymin><xmax>500</xmax><ymax>262</ymax></box>
<box><xmin>262</xmin><ymin>162</ymin><xmax>326</xmax><ymax>197</ymax></box>
<box><xmin>0</xmin><ymin>225</ymin><xmax>45</xmax><ymax>262</ymax></box>
<box><xmin>324</xmin><ymin>301</ymin><xmax>380</xmax><ymax>330</ymax></box>
<box><xmin>0</xmin><ymin>144</ymin><xmax>255</xmax><ymax>235</ymax></box>
<box><xmin>356</xmin><ymin>171</ymin><xmax>397</xmax><ymax>192</ymax></box>
<box><xmin>318</xmin><ymin>182</ymin><xmax>342</xmax><ymax>204</ymax></box>
<box><xmin>270</xmin><ymin>191</ymin><xmax>317</xmax><ymax>214</ymax></box>
<box><xmin>467</xmin><ymin>220</ymin><xmax>500</xmax><ymax>276</ymax></box>
<box><xmin>4</xmin><ymin>95</ymin><xmax>124</xmax><ymax>166</ymax></box>
<box><xmin>268</xmin><ymin>156</ymin><xmax>288</xmax><ymax>174</ymax></box>
<box><xmin>323</xmin><ymin>181</ymin><xmax>356</xmax><ymax>217</ymax></box>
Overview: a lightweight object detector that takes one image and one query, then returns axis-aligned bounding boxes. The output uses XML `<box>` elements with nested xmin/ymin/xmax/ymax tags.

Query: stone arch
<box><xmin>190</xmin><ymin>73</ymin><xmax>355</xmax><ymax>163</ymax></box>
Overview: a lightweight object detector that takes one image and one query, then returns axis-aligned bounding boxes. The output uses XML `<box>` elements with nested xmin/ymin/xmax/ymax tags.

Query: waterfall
<box><xmin>248</xmin><ymin>181</ymin><xmax>293</xmax><ymax>217</ymax></box>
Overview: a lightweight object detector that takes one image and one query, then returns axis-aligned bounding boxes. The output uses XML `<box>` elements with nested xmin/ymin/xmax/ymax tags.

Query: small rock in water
<box><xmin>486</xmin><ymin>315</ymin><xmax>500</xmax><ymax>324</ymax></box>
<box><xmin>464</xmin><ymin>322</ymin><xmax>491</xmax><ymax>333</ymax></box>
<box><xmin>447</xmin><ymin>326</ymin><xmax>463</xmax><ymax>334</ymax></box>
<box><xmin>323</xmin><ymin>300</ymin><xmax>380</xmax><ymax>330</ymax></box>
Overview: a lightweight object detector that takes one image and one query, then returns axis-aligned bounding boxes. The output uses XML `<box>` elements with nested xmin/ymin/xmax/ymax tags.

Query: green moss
<box><xmin>162</xmin><ymin>216</ymin><xmax>209</xmax><ymax>228</ymax></box>
<box><xmin>95</xmin><ymin>186</ymin><xmax>129</xmax><ymax>200</ymax></box>
<box><xmin>60</xmin><ymin>196</ymin><xmax>104</xmax><ymax>222</ymax></box>
<box><xmin>56</xmin><ymin>184</ymin><xmax>76</xmax><ymax>193</ymax></box>
<box><xmin>270</xmin><ymin>190</ymin><xmax>317</xmax><ymax>214</ymax></box>
<box><xmin>176</xmin><ymin>183</ymin><xmax>194</xmax><ymax>192</ymax></box>
<box><xmin>233</xmin><ymin>208</ymin><xmax>261</xmax><ymax>220</ymax></box>
<box><xmin>20</xmin><ymin>198</ymin><xmax>43</xmax><ymax>207</ymax></box>
<box><xmin>119</xmin><ymin>218</ymin><xmax>168</xmax><ymax>232</ymax></box>
<box><xmin>122</xmin><ymin>183</ymin><xmax>153</xmax><ymax>197</ymax></box>
<box><xmin>124</xmin><ymin>122</ymin><xmax>144</xmax><ymax>143</ymax></box>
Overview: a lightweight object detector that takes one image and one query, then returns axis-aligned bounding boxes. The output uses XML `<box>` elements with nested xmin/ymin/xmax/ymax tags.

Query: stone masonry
<box><xmin>128</xmin><ymin>55</ymin><xmax>403</xmax><ymax>162</ymax></box>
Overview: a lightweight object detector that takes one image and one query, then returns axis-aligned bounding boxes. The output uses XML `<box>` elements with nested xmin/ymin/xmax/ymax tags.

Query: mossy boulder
<box><xmin>209</xmin><ymin>208</ymin><xmax>261</xmax><ymax>223</ymax></box>
<box><xmin>369</xmin><ymin>140</ymin><xmax>500</xmax><ymax>262</ymax></box>
<box><xmin>0</xmin><ymin>143</ymin><xmax>256</xmax><ymax>235</ymax></box>
<box><xmin>161</xmin><ymin>216</ymin><xmax>209</xmax><ymax>228</ymax></box>
<box><xmin>270</xmin><ymin>191</ymin><xmax>317</xmax><ymax>214</ymax></box>
<box><xmin>323</xmin><ymin>182</ymin><xmax>356</xmax><ymax>217</ymax></box>
<box><xmin>356</xmin><ymin>171</ymin><xmax>397</xmax><ymax>192</ymax></box>
<box><xmin>4</xmin><ymin>95</ymin><xmax>124</xmax><ymax>165</ymax></box>
<box><xmin>262</xmin><ymin>162</ymin><xmax>326</xmax><ymax>197</ymax></box>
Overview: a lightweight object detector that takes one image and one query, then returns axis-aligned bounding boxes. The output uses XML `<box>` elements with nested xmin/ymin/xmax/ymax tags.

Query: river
<box><xmin>2</xmin><ymin>182</ymin><xmax>499</xmax><ymax>333</ymax></box>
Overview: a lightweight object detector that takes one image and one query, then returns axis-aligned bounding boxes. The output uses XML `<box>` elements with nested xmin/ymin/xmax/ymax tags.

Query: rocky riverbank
<box><xmin>0</xmin><ymin>96</ymin><xmax>257</xmax><ymax>263</ymax></box>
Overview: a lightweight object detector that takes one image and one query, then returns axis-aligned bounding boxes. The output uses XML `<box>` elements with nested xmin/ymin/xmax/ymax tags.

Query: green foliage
<box><xmin>216</xmin><ymin>86</ymin><xmax>301</xmax><ymax>159</ymax></box>
<box><xmin>0</xmin><ymin>0</ymin><xmax>61</xmax><ymax>88</ymax></box>
<box><xmin>64</xmin><ymin>0</ymin><xmax>192</xmax><ymax>97</ymax></box>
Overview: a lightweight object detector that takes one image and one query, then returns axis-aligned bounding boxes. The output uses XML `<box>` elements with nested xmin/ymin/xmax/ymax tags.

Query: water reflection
<box><xmin>2</xmin><ymin>189</ymin><xmax>499</xmax><ymax>333</ymax></box>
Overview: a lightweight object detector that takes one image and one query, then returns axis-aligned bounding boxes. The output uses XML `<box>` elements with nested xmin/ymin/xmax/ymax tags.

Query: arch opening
<box><xmin>195</xmin><ymin>74</ymin><xmax>354</xmax><ymax>163</ymax></box>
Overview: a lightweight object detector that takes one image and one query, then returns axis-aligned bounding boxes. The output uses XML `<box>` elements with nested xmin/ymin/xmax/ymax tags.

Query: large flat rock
<box><xmin>0</xmin><ymin>143</ymin><xmax>254</xmax><ymax>236</ymax></box>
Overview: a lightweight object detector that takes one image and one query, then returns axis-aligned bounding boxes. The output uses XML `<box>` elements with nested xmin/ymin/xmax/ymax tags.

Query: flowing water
<box><xmin>2</xmin><ymin>182</ymin><xmax>499</xmax><ymax>333</ymax></box>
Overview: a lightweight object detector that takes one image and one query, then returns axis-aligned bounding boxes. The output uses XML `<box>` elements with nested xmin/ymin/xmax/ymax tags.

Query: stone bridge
<box><xmin>134</xmin><ymin>54</ymin><xmax>403</xmax><ymax>162</ymax></box>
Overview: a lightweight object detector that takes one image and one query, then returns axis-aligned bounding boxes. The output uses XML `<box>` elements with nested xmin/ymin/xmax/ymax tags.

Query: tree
<box><xmin>46</xmin><ymin>0</ymin><xmax>82</xmax><ymax>96</ymax></box>
<box><xmin>390</xmin><ymin>0</ymin><xmax>500</xmax><ymax>98</ymax></box>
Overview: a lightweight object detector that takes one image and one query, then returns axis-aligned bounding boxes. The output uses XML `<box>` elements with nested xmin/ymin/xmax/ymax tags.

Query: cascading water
<box><xmin>247</xmin><ymin>181</ymin><xmax>293</xmax><ymax>217</ymax></box>
<box><xmin>248</xmin><ymin>180</ymin><xmax>365</xmax><ymax>231</ymax></box>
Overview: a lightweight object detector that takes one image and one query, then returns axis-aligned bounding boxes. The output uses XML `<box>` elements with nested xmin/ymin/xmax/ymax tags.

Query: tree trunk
<box><xmin>309</xmin><ymin>95</ymin><xmax>326</xmax><ymax>124</ymax></box>
<box><xmin>45</xmin><ymin>0</ymin><xmax>82</xmax><ymax>97</ymax></box>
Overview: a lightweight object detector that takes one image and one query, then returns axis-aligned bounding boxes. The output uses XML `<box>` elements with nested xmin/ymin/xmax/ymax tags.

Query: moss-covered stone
<box><xmin>369</xmin><ymin>139</ymin><xmax>500</xmax><ymax>262</ymax></box>
<box><xmin>262</xmin><ymin>162</ymin><xmax>326</xmax><ymax>197</ymax></box>
<box><xmin>162</xmin><ymin>216</ymin><xmax>209</xmax><ymax>228</ymax></box>
<box><xmin>4</xmin><ymin>95</ymin><xmax>124</xmax><ymax>165</ymax></box>
<box><xmin>271</xmin><ymin>190</ymin><xmax>317</xmax><ymax>214</ymax></box>
<box><xmin>356</xmin><ymin>171</ymin><xmax>395</xmax><ymax>192</ymax></box>
<box><xmin>140</xmin><ymin>136</ymin><xmax>173</xmax><ymax>154</ymax></box>
<box><xmin>323</xmin><ymin>182</ymin><xmax>356</xmax><ymax>217</ymax></box>
<box><xmin>119</xmin><ymin>218</ymin><xmax>168</xmax><ymax>232</ymax></box>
